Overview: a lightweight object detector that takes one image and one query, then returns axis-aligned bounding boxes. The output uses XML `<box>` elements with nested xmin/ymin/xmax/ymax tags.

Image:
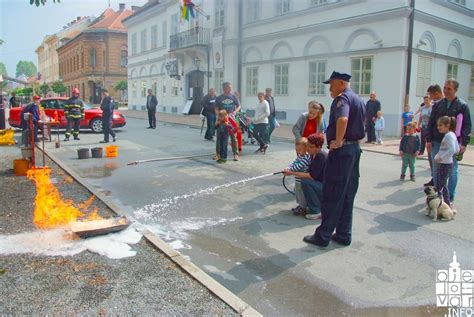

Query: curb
<box><xmin>39</xmin><ymin>146</ymin><xmax>261</xmax><ymax>317</ymax></box>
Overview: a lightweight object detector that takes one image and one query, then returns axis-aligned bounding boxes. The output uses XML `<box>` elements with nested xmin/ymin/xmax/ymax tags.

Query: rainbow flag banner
<box><xmin>181</xmin><ymin>0</ymin><xmax>196</xmax><ymax>21</ymax></box>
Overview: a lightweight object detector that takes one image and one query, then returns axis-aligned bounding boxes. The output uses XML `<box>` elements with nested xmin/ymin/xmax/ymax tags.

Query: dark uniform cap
<box><xmin>323</xmin><ymin>71</ymin><xmax>351</xmax><ymax>84</ymax></box>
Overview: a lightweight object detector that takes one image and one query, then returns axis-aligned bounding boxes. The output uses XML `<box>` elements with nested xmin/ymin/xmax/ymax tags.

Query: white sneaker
<box><xmin>305</xmin><ymin>214</ymin><xmax>322</xmax><ymax>220</ymax></box>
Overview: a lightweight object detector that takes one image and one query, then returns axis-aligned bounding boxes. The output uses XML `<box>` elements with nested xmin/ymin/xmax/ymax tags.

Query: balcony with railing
<box><xmin>169</xmin><ymin>27</ymin><xmax>210</xmax><ymax>51</ymax></box>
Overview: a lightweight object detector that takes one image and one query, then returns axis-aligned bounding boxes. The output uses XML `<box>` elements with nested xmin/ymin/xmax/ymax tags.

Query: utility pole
<box><xmin>237</xmin><ymin>0</ymin><xmax>243</xmax><ymax>94</ymax></box>
<box><xmin>404</xmin><ymin>0</ymin><xmax>415</xmax><ymax>107</ymax></box>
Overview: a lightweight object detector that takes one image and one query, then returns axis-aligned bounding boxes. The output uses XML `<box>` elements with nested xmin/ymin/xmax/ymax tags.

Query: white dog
<box><xmin>423</xmin><ymin>186</ymin><xmax>456</xmax><ymax>222</ymax></box>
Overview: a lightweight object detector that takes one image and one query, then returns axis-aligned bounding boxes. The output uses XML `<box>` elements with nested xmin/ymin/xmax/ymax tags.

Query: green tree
<box><xmin>30</xmin><ymin>0</ymin><xmax>60</xmax><ymax>6</ymax></box>
<box><xmin>39</xmin><ymin>83</ymin><xmax>50</xmax><ymax>96</ymax></box>
<box><xmin>16</xmin><ymin>61</ymin><xmax>37</xmax><ymax>78</ymax></box>
<box><xmin>0</xmin><ymin>62</ymin><xmax>7</xmax><ymax>76</ymax></box>
<box><xmin>114</xmin><ymin>80</ymin><xmax>128</xmax><ymax>101</ymax></box>
<box><xmin>22</xmin><ymin>87</ymin><xmax>33</xmax><ymax>96</ymax></box>
<box><xmin>0</xmin><ymin>62</ymin><xmax>7</xmax><ymax>89</ymax></box>
<box><xmin>51</xmin><ymin>80</ymin><xmax>67</xmax><ymax>96</ymax></box>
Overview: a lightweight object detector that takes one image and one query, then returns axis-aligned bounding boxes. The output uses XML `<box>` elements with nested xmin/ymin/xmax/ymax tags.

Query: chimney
<box><xmin>131</xmin><ymin>5</ymin><xmax>140</xmax><ymax>11</ymax></box>
<box><xmin>119</xmin><ymin>3</ymin><xmax>125</xmax><ymax>11</ymax></box>
<box><xmin>77</xmin><ymin>16</ymin><xmax>81</xmax><ymax>21</ymax></box>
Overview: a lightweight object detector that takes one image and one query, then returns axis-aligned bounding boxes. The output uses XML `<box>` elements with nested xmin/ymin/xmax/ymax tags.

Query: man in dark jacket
<box><xmin>201</xmin><ymin>88</ymin><xmax>217</xmax><ymax>141</ymax></box>
<box><xmin>9</xmin><ymin>92</ymin><xmax>20</xmax><ymax>108</ymax></box>
<box><xmin>146</xmin><ymin>89</ymin><xmax>158</xmax><ymax>129</ymax></box>
<box><xmin>265</xmin><ymin>88</ymin><xmax>276</xmax><ymax>143</ymax></box>
<box><xmin>21</xmin><ymin>95</ymin><xmax>41</xmax><ymax>142</ymax></box>
<box><xmin>64</xmin><ymin>87</ymin><xmax>84</xmax><ymax>141</ymax></box>
<box><xmin>365</xmin><ymin>91</ymin><xmax>381</xmax><ymax>143</ymax></box>
<box><xmin>426</xmin><ymin>79</ymin><xmax>471</xmax><ymax>203</ymax></box>
<box><xmin>99</xmin><ymin>89</ymin><xmax>116</xmax><ymax>143</ymax></box>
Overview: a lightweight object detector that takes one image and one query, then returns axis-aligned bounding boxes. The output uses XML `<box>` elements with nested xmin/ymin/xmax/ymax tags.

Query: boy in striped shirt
<box><xmin>284</xmin><ymin>137</ymin><xmax>312</xmax><ymax>215</ymax></box>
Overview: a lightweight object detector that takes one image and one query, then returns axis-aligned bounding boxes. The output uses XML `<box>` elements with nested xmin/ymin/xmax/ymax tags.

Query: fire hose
<box><xmin>129</xmin><ymin>157</ymin><xmax>295</xmax><ymax>195</ymax></box>
<box><xmin>272</xmin><ymin>171</ymin><xmax>295</xmax><ymax>195</ymax></box>
<box><xmin>127</xmin><ymin>152</ymin><xmax>215</xmax><ymax>165</ymax></box>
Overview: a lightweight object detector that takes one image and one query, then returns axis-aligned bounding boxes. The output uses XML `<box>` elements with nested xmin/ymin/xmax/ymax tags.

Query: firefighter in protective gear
<box><xmin>64</xmin><ymin>87</ymin><xmax>85</xmax><ymax>141</ymax></box>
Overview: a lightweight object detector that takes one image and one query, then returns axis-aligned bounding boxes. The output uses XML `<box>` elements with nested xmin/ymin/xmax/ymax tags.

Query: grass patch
<box><xmin>470</xmin><ymin>138</ymin><xmax>474</xmax><ymax>145</ymax></box>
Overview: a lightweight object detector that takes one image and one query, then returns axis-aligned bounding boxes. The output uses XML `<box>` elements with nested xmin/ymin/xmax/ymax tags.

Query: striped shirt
<box><xmin>288</xmin><ymin>153</ymin><xmax>311</xmax><ymax>183</ymax></box>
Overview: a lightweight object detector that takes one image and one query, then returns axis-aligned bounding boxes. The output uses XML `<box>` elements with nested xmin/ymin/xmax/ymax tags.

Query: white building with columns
<box><xmin>124</xmin><ymin>0</ymin><xmax>473</xmax><ymax>136</ymax></box>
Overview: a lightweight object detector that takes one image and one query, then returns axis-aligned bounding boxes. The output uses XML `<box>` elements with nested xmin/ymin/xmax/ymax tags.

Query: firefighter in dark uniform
<box><xmin>303</xmin><ymin>71</ymin><xmax>366</xmax><ymax>247</ymax></box>
<box><xmin>64</xmin><ymin>87</ymin><xmax>84</xmax><ymax>141</ymax></box>
<box><xmin>99</xmin><ymin>89</ymin><xmax>116</xmax><ymax>143</ymax></box>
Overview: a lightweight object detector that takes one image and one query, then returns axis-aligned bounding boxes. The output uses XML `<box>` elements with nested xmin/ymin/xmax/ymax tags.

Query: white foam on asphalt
<box><xmin>0</xmin><ymin>226</ymin><xmax>142</xmax><ymax>259</ymax></box>
<box><xmin>168</xmin><ymin>240</ymin><xmax>191</xmax><ymax>250</ymax></box>
<box><xmin>134</xmin><ymin>173</ymin><xmax>274</xmax><ymax>221</ymax></box>
<box><xmin>203</xmin><ymin>264</ymin><xmax>239</xmax><ymax>281</ymax></box>
<box><xmin>147</xmin><ymin>216</ymin><xmax>242</xmax><ymax>241</ymax></box>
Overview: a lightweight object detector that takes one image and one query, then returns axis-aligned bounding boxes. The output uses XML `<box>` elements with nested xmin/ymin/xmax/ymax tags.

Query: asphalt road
<box><xmin>43</xmin><ymin>117</ymin><xmax>474</xmax><ymax>316</ymax></box>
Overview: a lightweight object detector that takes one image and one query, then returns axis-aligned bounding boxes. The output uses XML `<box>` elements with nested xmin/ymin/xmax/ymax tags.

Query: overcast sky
<box><xmin>0</xmin><ymin>0</ymin><xmax>147</xmax><ymax>77</ymax></box>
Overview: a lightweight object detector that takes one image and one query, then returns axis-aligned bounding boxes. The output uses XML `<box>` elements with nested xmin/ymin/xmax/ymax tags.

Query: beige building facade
<box><xmin>57</xmin><ymin>7</ymin><xmax>133</xmax><ymax>103</ymax></box>
<box><xmin>35</xmin><ymin>16</ymin><xmax>94</xmax><ymax>87</ymax></box>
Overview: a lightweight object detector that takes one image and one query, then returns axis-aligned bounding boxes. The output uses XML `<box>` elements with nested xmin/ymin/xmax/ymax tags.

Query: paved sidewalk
<box><xmin>123</xmin><ymin>110</ymin><xmax>474</xmax><ymax>166</ymax></box>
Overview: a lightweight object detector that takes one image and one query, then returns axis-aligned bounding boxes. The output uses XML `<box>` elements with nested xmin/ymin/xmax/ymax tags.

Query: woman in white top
<box><xmin>253</xmin><ymin>92</ymin><xmax>270</xmax><ymax>154</ymax></box>
<box><xmin>434</xmin><ymin>116</ymin><xmax>460</xmax><ymax>206</ymax></box>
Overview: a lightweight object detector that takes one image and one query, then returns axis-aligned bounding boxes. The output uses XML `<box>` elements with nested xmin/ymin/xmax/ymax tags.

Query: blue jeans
<box><xmin>266</xmin><ymin>116</ymin><xmax>276</xmax><ymax>142</ymax></box>
<box><xmin>301</xmin><ymin>179</ymin><xmax>323</xmax><ymax>215</ymax></box>
<box><xmin>205</xmin><ymin>113</ymin><xmax>216</xmax><ymax>140</ymax></box>
<box><xmin>217</xmin><ymin>130</ymin><xmax>229</xmax><ymax>160</ymax></box>
<box><xmin>431</xmin><ymin>141</ymin><xmax>458</xmax><ymax>201</ymax></box>
<box><xmin>314</xmin><ymin>143</ymin><xmax>361</xmax><ymax>243</ymax></box>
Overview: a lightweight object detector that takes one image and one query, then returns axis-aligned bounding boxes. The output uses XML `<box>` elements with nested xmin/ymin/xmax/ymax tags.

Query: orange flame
<box><xmin>27</xmin><ymin>168</ymin><xmax>102</xmax><ymax>229</ymax></box>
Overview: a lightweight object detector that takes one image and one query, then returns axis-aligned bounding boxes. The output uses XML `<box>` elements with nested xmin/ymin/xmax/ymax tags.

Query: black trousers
<box><xmin>253</xmin><ymin>123</ymin><xmax>268</xmax><ymax>147</ymax></box>
<box><xmin>66</xmin><ymin>118</ymin><xmax>80</xmax><ymax>138</ymax></box>
<box><xmin>314</xmin><ymin>143</ymin><xmax>361</xmax><ymax>243</ymax></box>
<box><xmin>366</xmin><ymin>120</ymin><xmax>375</xmax><ymax>142</ymax></box>
<box><xmin>147</xmin><ymin>106</ymin><xmax>156</xmax><ymax>128</ymax></box>
<box><xmin>0</xmin><ymin>107</ymin><xmax>5</xmax><ymax>129</ymax></box>
<box><xmin>102</xmin><ymin>117</ymin><xmax>116</xmax><ymax>142</ymax></box>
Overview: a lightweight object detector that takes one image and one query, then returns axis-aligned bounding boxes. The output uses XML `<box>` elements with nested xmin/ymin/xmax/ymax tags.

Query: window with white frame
<box><xmin>246</xmin><ymin>67</ymin><xmax>259</xmax><ymax>96</ymax></box>
<box><xmin>351</xmin><ymin>57</ymin><xmax>372</xmax><ymax>95</ymax></box>
<box><xmin>274</xmin><ymin>64</ymin><xmax>289</xmax><ymax>95</ymax></box>
<box><xmin>141</xmin><ymin>80</ymin><xmax>147</xmax><ymax>98</ymax></box>
<box><xmin>308</xmin><ymin>61</ymin><xmax>326</xmax><ymax>95</ymax></box>
<box><xmin>171</xmin><ymin>14</ymin><xmax>179</xmax><ymax>35</ymax></box>
<box><xmin>171</xmin><ymin>78</ymin><xmax>179</xmax><ymax>97</ymax></box>
<box><xmin>162</xmin><ymin>21</ymin><xmax>167</xmax><ymax>47</ymax></box>
<box><xmin>469</xmin><ymin>66</ymin><xmax>474</xmax><ymax>100</ymax></box>
<box><xmin>89</xmin><ymin>48</ymin><xmax>96</xmax><ymax>69</ymax></box>
<box><xmin>214</xmin><ymin>70</ymin><xmax>224</xmax><ymax>95</ymax></box>
<box><xmin>275</xmin><ymin>0</ymin><xmax>291</xmax><ymax>15</ymax></box>
<box><xmin>140</xmin><ymin>29</ymin><xmax>147</xmax><ymax>52</ymax></box>
<box><xmin>152</xmin><ymin>79</ymin><xmax>158</xmax><ymax>96</ymax></box>
<box><xmin>416</xmin><ymin>56</ymin><xmax>432</xmax><ymax>96</ymax></box>
<box><xmin>310</xmin><ymin>0</ymin><xmax>330</xmax><ymax>5</ymax></box>
<box><xmin>131</xmin><ymin>33</ymin><xmax>137</xmax><ymax>55</ymax></box>
<box><xmin>447</xmin><ymin>62</ymin><xmax>458</xmax><ymax>80</ymax></box>
<box><xmin>450</xmin><ymin>0</ymin><xmax>466</xmax><ymax>6</ymax></box>
<box><xmin>132</xmin><ymin>81</ymin><xmax>137</xmax><ymax>98</ymax></box>
<box><xmin>215</xmin><ymin>0</ymin><xmax>225</xmax><ymax>28</ymax></box>
<box><xmin>246</xmin><ymin>0</ymin><xmax>260</xmax><ymax>23</ymax></box>
<box><xmin>162</xmin><ymin>75</ymin><xmax>167</xmax><ymax>96</ymax></box>
<box><xmin>151</xmin><ymin>25</ymin><xmax>158</xmax><ymax>49</ymax></box>
<box><xmin>120</xmin><ymin>50</ymin><xmax>127</xmax><ymax>67</ymax></box>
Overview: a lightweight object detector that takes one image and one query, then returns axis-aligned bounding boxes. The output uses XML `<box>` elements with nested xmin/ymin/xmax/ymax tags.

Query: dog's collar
<box><xmin>427</xmin><ymin>193</ymin><xmax>443</xmax><ymax>208</ymax></box>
